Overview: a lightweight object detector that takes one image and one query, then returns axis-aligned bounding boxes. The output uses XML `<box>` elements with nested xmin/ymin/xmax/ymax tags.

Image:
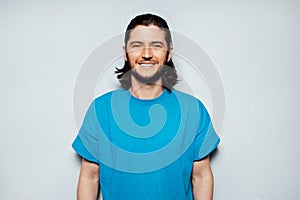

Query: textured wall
<box><xmin>0</xmin><ymin>1</ymin><xmax>299</xmax><ymax>199</ymax></box>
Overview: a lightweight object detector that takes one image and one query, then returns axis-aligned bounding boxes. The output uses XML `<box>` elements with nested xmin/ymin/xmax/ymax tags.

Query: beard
<box><xmin>131</xmin><ymin>65</ymin><xmax>165</xmax><ymax>84</ymax></box>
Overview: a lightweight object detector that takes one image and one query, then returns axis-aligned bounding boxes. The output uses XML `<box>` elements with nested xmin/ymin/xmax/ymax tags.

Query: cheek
<box><xmin>153</xmin><ymin>50</ymin><xmax>168</xmax><ymax>60</ymax></box>
<box><xmin>127</xmin><ymin>52</ymin><xmax>140</xmax><ymax>61</ymax></box>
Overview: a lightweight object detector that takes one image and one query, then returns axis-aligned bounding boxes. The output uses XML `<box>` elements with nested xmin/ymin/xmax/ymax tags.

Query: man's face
<box><xmin>124</xmin><ymin>25</ymin><xmax>172</xmax><ymax>84</ymax></box>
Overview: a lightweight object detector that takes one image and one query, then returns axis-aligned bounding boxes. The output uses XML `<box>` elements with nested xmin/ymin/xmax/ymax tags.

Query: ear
<box><xmin>167</xmin><ymin>47</ymin><xmax>173</xmax><ymax>62</ymax></box>
<box><xmin>123</xmin><ymin>46</ymin><xmax>127</xmax><ymax>61</ymax></box>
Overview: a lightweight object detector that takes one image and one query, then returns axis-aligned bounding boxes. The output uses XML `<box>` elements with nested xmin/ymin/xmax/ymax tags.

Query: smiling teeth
<box><xmin>140</xmin><ymin>63</ymin><xmax>155</xmax><ymax>67</ymax></box>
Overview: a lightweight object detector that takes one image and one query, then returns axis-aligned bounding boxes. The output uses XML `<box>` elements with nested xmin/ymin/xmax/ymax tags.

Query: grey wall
<box><xmin>1</xmin><ymin>1</ymin><xmax>299</xmax><ymax>199</ymax></box>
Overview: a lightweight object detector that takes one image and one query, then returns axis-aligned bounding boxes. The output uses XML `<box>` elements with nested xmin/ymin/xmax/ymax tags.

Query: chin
<box><xmin>132</xmin><ymin>72</ymin><xmax>162</xmax><ymax>84</ymax></box>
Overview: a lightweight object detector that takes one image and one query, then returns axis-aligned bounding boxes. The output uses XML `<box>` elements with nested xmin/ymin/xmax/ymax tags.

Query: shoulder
<box><xmin>93</xmin><ymin>88</ymin><xmax>127</xmax><ymax>104</ymax></box>
<box><xmin>171</xmin><ymin>89</ymin><xmax>208</xmax><ymax>112</ymax></box>
<box><xmin>171</xmin><ymin>89</ymin><xmax>202</xmax><ymax>104</ymax></box>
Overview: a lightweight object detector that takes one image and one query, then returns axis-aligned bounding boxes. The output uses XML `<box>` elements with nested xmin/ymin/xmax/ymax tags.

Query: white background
<box><xmin>1</xmin><ymin>0</ymin><xmax>299</xmax><ymax>199</ymax></box>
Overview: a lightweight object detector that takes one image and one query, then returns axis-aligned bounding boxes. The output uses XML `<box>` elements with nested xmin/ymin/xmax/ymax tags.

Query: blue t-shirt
<box><xmin>72</xmin><ymin>88</ymin><xmax>220</xmax><ymax>200</ymax></box>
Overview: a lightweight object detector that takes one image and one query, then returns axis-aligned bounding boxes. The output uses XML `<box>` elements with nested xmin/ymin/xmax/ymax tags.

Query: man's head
<box><xmin>124</xmin><ymin>13</ymin><xmax>172</xmax><ymax>50</ymax></box>
<box><xmin>115</xmin><ymin>13</ymin><xmax>178</xmax><ymax>90</ymax></box>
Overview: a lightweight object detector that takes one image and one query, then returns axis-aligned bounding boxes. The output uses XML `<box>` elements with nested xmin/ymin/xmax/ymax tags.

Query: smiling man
<box><xmin>125</xmin><ymin>25</ymin><xmax>171</xmax><ymax>87</ymax></box>
<box><xmin>72</xmin><ymin>13</ymin><xmax>220</xmax><ymax>200</ymax></box>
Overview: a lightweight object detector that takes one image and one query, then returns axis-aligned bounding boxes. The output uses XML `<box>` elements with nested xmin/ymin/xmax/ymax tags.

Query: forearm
<box><xmin>77</xmin><ymin>173</ymin><xmax>99</xmax><ymax>200</ymax></box>
<box><xmin>192</xmin><ymin>172</ymin><xmax>214</xmax><ymax>200</ymax></box>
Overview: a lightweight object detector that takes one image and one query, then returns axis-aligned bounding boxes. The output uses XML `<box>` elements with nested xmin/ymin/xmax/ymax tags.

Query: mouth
<box><xmin>137</xmin><ymin>61</ymin><xmax>158</xmax><ymax>67</ymax></box>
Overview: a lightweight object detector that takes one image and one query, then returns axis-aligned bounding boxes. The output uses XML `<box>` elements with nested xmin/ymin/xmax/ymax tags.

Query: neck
<box><xmin>130</xmin><ymin>77</ymin><xmax>164</xmax><ymax>100</ymax></box>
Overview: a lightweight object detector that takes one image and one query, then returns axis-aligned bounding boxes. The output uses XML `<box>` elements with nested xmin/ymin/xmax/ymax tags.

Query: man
<box><xmin>72</xmin><ymin>13</ymin><xmax>220</xmax><ymax>200</ymax></box>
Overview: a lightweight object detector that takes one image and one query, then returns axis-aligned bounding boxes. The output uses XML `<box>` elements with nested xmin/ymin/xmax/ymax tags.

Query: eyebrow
<box><xmin>128</xmin><ymin>41</ymin><xmax>166</xmax><ymax>46</ymax></box>
<box><xmin>128</xmin><ymin>41</ymin><xmax>143</xmax><ymax>45</ymax></box>
<box><xmin>151</xmin><ymin>41</ymin><xmax>165</xmax><ymax>45</ymax></box>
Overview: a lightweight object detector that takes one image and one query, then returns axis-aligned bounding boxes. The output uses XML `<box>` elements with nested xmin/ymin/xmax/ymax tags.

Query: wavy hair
<box><xmin>115</xmin><ymin>13</ymin><xmax>178</xmax><ymax>91</ymax></box>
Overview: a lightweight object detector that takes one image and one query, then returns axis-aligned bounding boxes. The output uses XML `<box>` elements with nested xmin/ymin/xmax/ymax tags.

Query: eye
<box><xmin>152</xmin><ymin>43</ymin><xmax>163</xmax><ymax>49</ymax></box>
<box><xmin>129</xmin><ymin>42</ymin><xmax>143</xmax><ymax>49</ymax></box>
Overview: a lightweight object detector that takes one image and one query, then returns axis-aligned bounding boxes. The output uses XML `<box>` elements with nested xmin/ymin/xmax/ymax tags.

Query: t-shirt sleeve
<box><xmin>72</xmin><ymin>101</ymin><xmax>100</xmax><ymax>164</ymax></box>
<box><xmin>193</xmin><ymin>101</ymin><xmax>220</xmax><ymax>161</ymax></box>
<box><xmin>72</xmin><ymin>135</ymin><xmax>98</xmax><ymax>163</ymax></box>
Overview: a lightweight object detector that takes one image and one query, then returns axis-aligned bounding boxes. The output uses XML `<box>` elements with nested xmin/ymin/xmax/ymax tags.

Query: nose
<box><xmin>142</xmin><ymin>47</ymin><xmax>153</xmax><ymax>59</ymax></box>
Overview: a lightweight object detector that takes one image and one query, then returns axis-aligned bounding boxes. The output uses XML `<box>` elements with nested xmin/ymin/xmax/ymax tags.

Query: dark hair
<box><xmin>115</xmin><ymin>13</ymin><xmax>178</xmax><ymax>91</ymax></box>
